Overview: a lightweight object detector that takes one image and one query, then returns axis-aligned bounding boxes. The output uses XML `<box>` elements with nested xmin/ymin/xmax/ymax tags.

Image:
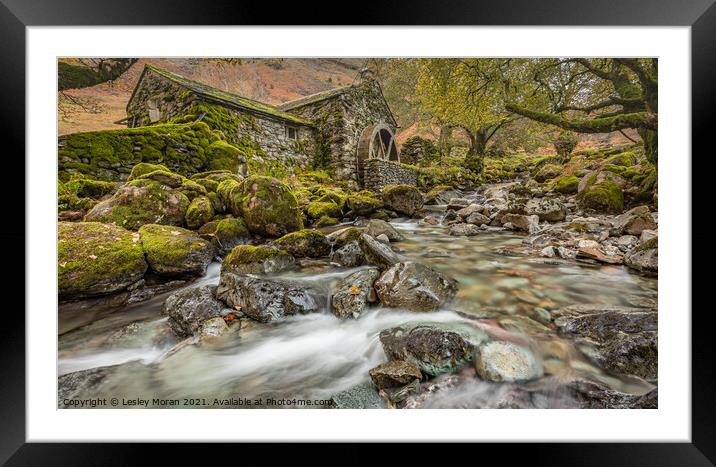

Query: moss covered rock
<box><xmin>315</xmin><ymin>216</ymin><xmax>339</xmax><ymax>228</ymax></box>
<box><xmin>177</xmin><ymin>179</ymin><xmax>208</xmax><ymax>200</ymax></box>
<box><xmin>604</xmin><ymin>151</ymin><xmax>637</xmax><ymax>167</ymax></box>
<box><xmin>221</xmin><ymin>245</ymin><xmax>295</xmax><ymax>275</ymax></box>
<box><xmin>61</xmin><ymin>175</ymin><xmax>117</xmax><ymax>199</ymax></box>
<box><xmin>306</xmin><ymin>201</ymin><xmax>342</xmax><ymax>220</ymax></box>
<box><xmin>205</xmin><ymin>140</ymin><xmax>246</xmax><ymax>173</ymax></box>
<box><xmin>212</xmin><ymin>217</ymin><xmax>251</xmax><ymax>255</ymax></box>
<box><xmin>194</xmin><ymin>178</ymin><xmax>220</xmax><ymax>193</ymax></box>
<box><xmin>84</xmin><ymin>179</ymin><xmax>190</xmax><ymax>230</ymax></box>
<box><xmin>382</xmin><ymin>185</ymin><xmax>423</xmax><ymax>216</ymax></box>
<box><xmin>553</xmin><ymin>175</ymin><xmax>579</xmax><ymax>194</ymax></box>
<box><xmin>58</xmin><ymin>222</ymin><xmax>147</xmax><ymax>299</ymax></box>
<box><xmin>534</xmin><ymin>164</ymin><xmax>562</xmax><ymax>182</ymax></box>
<box><xmin>135</xmin><ymin>169</ymin><xmax>185</xmax><ymax>188</ymax></box>
<box><xmin>346</xmin><ymin>194</ymin><xmax>383</xmax><ymax>217</ymax></box>
<box><xmin>274</xmin><ymin>229</ymin><xmax>331</xmax><ymax>258</ymax></box>
<box><xmin>231</xmin><ymin>176</ymin><xmax>303</xmax><ymax>237</ymax></box>
<box><xmin>216</xmin><ymin>178</ymin><xmax>242</xmax><ymax>212</ymax></box>
<box><xmin>139</xmin><ymin>224</ymin><xmax>214</xmax><ymax>276</ymax></box>
<box><xmin>128</xmin><ymin>162</ymin><xmax>171</xmax><ymax>181</ymax></box>
<box><xmin>185</xmin><ymin>196</ymin><xmax>214</xmax><ymax>230</ymax></box>
<box><xmin>578</xmin><ymin>181</ymin><xmax>624</xmax><ymax>213</ymax></box>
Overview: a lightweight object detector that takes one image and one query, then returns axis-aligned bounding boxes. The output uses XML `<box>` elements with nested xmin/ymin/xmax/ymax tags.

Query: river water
<box><xmin>58</xmin><ymin>208</ymin><xmax>658</xmax><ymax>408</ymax></box>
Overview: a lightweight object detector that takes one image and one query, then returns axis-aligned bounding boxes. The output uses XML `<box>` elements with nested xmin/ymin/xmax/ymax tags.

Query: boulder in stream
<box><xmin>163</xmin><ymin>285</ymin><xmax>228</xmax><ymax>337</ymax></box>
<box><xmin>552</xmin><ymin>304</ymin><xmax>658</xmax><ymax>380</ymax></box>
<box><xmin>215</xmin><ymin>273</ymin><xmax>320</xmax><ymax>322</ymax></box>
<box><xmin>374</xmin><ymin>261</ymin><xmax>458</xmax><ymax>311</ymax></box>
<box><xmin>358</xmin><ymin>233</ymin><xmax>404</xmax><ymax>270</ymax></box>
<box><xmin>365</xmin><ymin>219</ymin><xmax>405</xmax><ymax>242</ymax></box>
<box><xmin>331</xmin><ymin>268</ymin><xmax>380</xmax><ymax>319</ymax></box>
<box><xmin>379</xmin><ymin>321</ymin><xmax>489</xmax><ymax>376</ymax></box>
<box><xmin>382</xmin><ymin>184</ymin><xmax>423</xmax><ymax>216</ymax></box>
<box><xmin>474</xmin><ymin>341</ymin><xmax>543</xmax><ymax>382</ymax></box>
<box><xmin>369</xmin><ymin>360</ymin><xmax>422</xmax><ymax>389</ymax></box>
<box><xmin>221</xmin><ymin>245</ymin><xmax>295</xmax><ymax>275</ymax></box>
<box><xmin>330</xmin><ymin>241</ymin><xmax>365</xmax><ymax>267</ymax></box>
<box><xmin>274</xmin><ymin>229</ymin><xmax>331</xmax><ymax>258</ymax></box>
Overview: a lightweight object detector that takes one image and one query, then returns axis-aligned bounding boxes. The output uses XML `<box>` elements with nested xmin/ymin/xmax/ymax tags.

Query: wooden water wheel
<box><xmin>356</xmin><ymin>123</ymin><xmax>400</xmax><ymax>184</ymax></box>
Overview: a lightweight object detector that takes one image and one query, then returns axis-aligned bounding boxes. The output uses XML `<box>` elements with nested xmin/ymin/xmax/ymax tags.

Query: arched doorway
<box><xmin>356</xmin><ymin>123</ymin><xmax>400</xmax><ymax>184</ymax></box>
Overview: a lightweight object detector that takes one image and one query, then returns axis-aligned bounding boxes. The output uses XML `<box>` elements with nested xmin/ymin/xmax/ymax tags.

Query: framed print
<box><xmin>2</xmin><ymin>0</ymin><xmax>714</xmax><ymax>463</ymax></box>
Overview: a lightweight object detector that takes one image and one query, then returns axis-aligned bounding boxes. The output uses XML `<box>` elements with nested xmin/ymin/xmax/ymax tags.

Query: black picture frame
<box><xmin>1</xmin><ymin>0</ymin><xmax>713</xmax><ymax>463</ymax></box>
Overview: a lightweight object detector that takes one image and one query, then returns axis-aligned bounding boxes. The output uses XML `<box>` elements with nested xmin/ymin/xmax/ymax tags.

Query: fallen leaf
<box><xmin>89</xmin><ymin>254</ymin><xmax>97</xmax><ymax>260</ymax></box>
<box><xmin>59</xmin><ymin>261</ymin><xmax>67</xmax><ymax>268</ymax></box>
<box><xmin>171</xmin><ymin>230</ymin><xmax>181</xmax><ymax>236</ymax></box>
<box><xmin>233</xmin><ymin>305</ymin><xmax>242</xmax><ymax>311</ymax></box>
<box><xmin>350</xmin><ymin>285</ymin><xmax>360</xmax><ymax>295</ymax></box>
<box><xmin>224</xmin><ymin>312</ymin><xmax>238</xmax><ymax>323</ymax></box>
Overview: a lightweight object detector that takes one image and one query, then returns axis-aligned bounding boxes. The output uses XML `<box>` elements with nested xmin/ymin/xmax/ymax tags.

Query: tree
<box><xmin>58</xmin><ymin>58</ymin><xmax>138</xmax><ymax>91</ymax></box>
<box><xmin>503</xmin><ymin>58</ymin><xmax>658</xmax><ymax>164</ymax></box>
<box><xmin>414</xmin><ymin>59</ymin><xmax>511</xmax><ymax>175</ymax></box>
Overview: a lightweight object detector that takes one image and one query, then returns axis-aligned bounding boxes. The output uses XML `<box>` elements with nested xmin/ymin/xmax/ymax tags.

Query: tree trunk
<box><xmin>464</xmin><ymin>129</ymin><xmax>487</xmax><ymax>175</ymax></box>
<box><xmin>638</xmin><ymin>128</ymin><xmax>658</xmax><ymax>165</ymax></box>
<box><xmin>438</xmin><ymin>124</ymin><xmax>453</xmax><ymax>160</ymax></box>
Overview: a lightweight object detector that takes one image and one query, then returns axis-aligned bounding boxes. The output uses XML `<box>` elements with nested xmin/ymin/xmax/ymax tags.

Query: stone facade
<box><xmin>126</xmin><ymin>65</ymin><xmax>314</xmax><ymax>173</ymax></box>
<box><xmin>125</xmin><ymin>65</ymin><xmax>414</xmax><ymax>189</ymax></box>
<box><xmin>280</xmin><ymin>79</ymin><xmax>399</xmax><ymax>187</ymax></box>
<box><xmin>363</xmin><ymin>159</ymin><xmax>418</xmax><ymax>192</ymax></box>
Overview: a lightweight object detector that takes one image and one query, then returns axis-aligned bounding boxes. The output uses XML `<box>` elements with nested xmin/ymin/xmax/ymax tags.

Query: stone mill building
<box><xmin>125</xmin><ymin>64</ymin><xmax>417</xmax><ymax>190</ymax></box>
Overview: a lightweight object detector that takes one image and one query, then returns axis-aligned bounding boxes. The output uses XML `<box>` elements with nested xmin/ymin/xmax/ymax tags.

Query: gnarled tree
<box><xmin>503</xmin><ymin>58</ymin><xmax>658</xmax><ymax>164</ymax></box>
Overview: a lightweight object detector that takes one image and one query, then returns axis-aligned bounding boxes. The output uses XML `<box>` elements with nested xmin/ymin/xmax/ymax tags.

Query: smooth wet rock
<box><xmin>369</xmin><ymin>360</ymin><xmax>422</xmax><ymax>389</ymax></box>
<box><xmin>358</xmin><ymin>233</ymin><xmax>404</xmax><ymax>270</ymax></box>
<box><xmin>526</xmin><ymin>198</ymin><xmax>567</xmax><ymax>222</ymax></box>
<box><xmin>474</xmin><ymin>341</ymin><xmax>543</xmax><ymax>382</ymax></box>
<box><xmin>215</xmin><ymin>273</ymin><xmax>320</xmax><ymax>323</ymax></box>
<box><xmin>163</xmin><ymin>285</ymin><xmax>227</xmax><ymax>337</ymax></box>
<box><xmin>382</xmin><ymin>184</ymin><xmax>423</xmax><ymax>216</ymax></box>
<box><xmin>457</xmin><ymin>204</ymin><xmax>486</xmax><ymax>219</ymax></box>
<box><xmin>640</xmin><ymin>229</ymin><xmax>658</xmax><ymax>243</ymax></box>
<box><xmin>374</xmin><ymin>261</ymin><xmax>458</xmax><ymax>311</ymax></box>
<box><xmin>568</xmin><ymin>379</ymin><xmax>657</xmax><ymax>409</ymax></box>
<box><xmin>221</xmin><ymin>245</ymin><xmax>295</xmax><ymax>275</ymax></box>
<box><xmin>274</xmin><ymin>229</ymin><xmax>331</xmax><ymax>258</ymax></box>
<box><xmin>327</xmin><ymin>226</ymin><xmax>363</xmax><ymax>248</ymax></box>
<box><xmin>139</xmin><ymin>224</ymin><xmax>214</xmax><ymax>276</ymax></box>
<box><xmin>199</xmin><ymin>316</ymin><xmax>231</xmax><ymax>341</ymax></box>
<box><xmin>379</xmin><ymin>321</ymin><xmax>489</xmax><ymax>376</ymax></box>
<box><xmin>552</xmin><ymin>305</ymin><xmax>657</xmax><ymax>380</ymax></box>
<box><xmin>331</xmin><ymin>268</ymin><xmax>380</xmax><ymax>319</ymax></box>
<box><xmin>449</xmin><ymin>223</ymin><xmax>480</xmax><ymax>236</ymax></box>
<box><xmin>365</xmin><ymin>219</ymin><xmax>404</xmax><ymax>242</ymax></box>
<box><xmin>58</xmin><ymin>222</ymin><xmax>148</xmax><ymax>299</ymax></box>
<box><xmin>330</xmin><ymin>241</ymin><xmax>365</xmax><ymax>267</ymax></box>
<box><xmin>426</xmin><ymin>189</ymin><xmax>462</xmax><ymax>205</ymax></box>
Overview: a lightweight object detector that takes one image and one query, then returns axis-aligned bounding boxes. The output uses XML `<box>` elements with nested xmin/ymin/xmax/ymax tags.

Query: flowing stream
<box><xmin>58</xmin><ymin>208</ymin><xmax>658</xmax><ymax>408</ymax></box>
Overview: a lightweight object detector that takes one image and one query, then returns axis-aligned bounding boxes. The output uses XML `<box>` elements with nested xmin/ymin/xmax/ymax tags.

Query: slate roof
<box><xmin>277</xmin><ymin>86</ymin><xmax>352</xmax><ymax>111</ymax></box>
<box><xmin>136</xmin><ymin>64</ymin><xmax>313</xmax><ymax>126</ymax></box>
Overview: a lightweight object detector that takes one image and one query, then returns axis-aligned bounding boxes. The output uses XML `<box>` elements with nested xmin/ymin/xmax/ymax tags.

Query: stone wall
<box><xmin>127</xmin><ymin>68</ymin><xmax>315</xmax><ymax>174</ymax></box>
<box><xmin>363</xmin><ymin>159</ymin><xmax>418</xmax><ymax>192</ymax></box>
<box><xmin>287</xmin><ymin>79</ymin><xmax>397</xmax><ymax>187</ymax></box>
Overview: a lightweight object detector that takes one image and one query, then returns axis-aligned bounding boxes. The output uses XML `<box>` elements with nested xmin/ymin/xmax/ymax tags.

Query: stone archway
<box><xmin>356</xmin><ymin>123</ymin><xmax>400</xmax><ymax>184</ymax></box>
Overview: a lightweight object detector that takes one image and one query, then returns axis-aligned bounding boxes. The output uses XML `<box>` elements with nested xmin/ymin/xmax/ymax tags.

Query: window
<box><xmin>286</xmin><ymin>126</ymin><xmax>298</xmax><ymax>140</ymax></box>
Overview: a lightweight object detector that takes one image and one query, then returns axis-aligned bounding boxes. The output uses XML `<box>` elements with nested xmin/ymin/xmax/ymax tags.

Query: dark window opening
<box><xmin>286</xmin><ymin>126</ymin><xmax>298</xmax><ymax>140</ymax></box>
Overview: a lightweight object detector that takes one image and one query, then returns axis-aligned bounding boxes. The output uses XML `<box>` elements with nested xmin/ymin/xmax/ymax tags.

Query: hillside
<box><xmin>58</xmin><ymin>58</ymin><xmax>364</xmax><ymax>135</ymax></box>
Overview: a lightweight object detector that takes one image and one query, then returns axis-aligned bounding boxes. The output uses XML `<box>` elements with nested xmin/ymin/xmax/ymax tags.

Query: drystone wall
<box><xmin>363</xmin><ymin>159</ymin><xmax>418</xmax><ymax>192</ymax></box>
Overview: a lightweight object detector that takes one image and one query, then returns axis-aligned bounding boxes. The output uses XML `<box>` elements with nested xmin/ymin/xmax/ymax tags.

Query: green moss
<box><xmin>60</xmin><ymin>174</ymin><xmax>116</xmax><ymax>199</ymax></box>
<box><xmin>314</xmin><ymin>216</ymin><xmax>339</xmax><ymax>227</ymax></box>
<box><xmin>185</xmin><ymin>195</ymin><xmax>214</xmax><ymax>229</ymax></box>
<box><xmin>58</xmin><ymin>122</ymin><xmax>220</xmax><ymax>181</ymax></box>
<box><xmin>177</xmin><ymin>179</ymin><xmax>208</xmax><ymax>200</ymax></box>
<box><xmin>306</xmin><ymin>201</ymin><xmax>342</xmax><ymax>219</ymax></box>
<box><xmin>194</xmin><ymin>178</ymin><xmax>220</xmax><ymax>193</ymax></box>
<box><xmin>205</xmin><ymin>140</ymin><xmax>245</xmax><ymax>173</ymax></box>
<box><xmin>190</xmin><ymin>170</ymin><xmax>241</xmax><ymax>182</ymax></box>
<box><xmin>604</xmin><ymin>151</ymin><xmax>637</xmax><ymax>167</ymax></box>
<box><xmin>346</xmin><ymin>194</ymin><xmax>383</xmax><ymax>216</ymax></box>
<box><xmin>314</xmin><ymin>187</ymin><xmax>348</xmax><ymax>208</ymax></box>
<box><xmin>84</xmin><ymin>179</ymin><xmax>190</xmax><ymax>230</ymax></box>
<box><xmin>233</xmin><ymin>176</ymin><xmax>303</xmax><ymax>237</ymax></box>
<box><xmin>58</xmin><ymin>222</ymin><xmax>147</xmax><ymax>298</ymax></box>
<box><xmin>135</xmin><ymin>169</ymin><xmax>185</xmax><ymax>187</ymax></box>
<box><xmin>138</xmin><ymin>224</ymin><xmax>212</xmax><ymax>275</ymax></box>
<box><xmin>603</xmin><ymin>164</ymin><xmax>627</xmax><ymax>175</ymax></box>
<box><xmin>553</xmin><ymin>175</ymin><xmax>579</xmax><ymax>194</ymax></box>
<box><xmin>221</xmin><ymin>244</ymin><xmax>292</xmax><ymax>273</ymax></box>
<box><xmin>534</xmin><ymin>163</ymin><xmax>562</xmax><ymax>182</ymax></box>
<box><xmin>578</xmin><ymin>180</ymin><xmax>624</xmax><ymax>213</ymax></box>
<box><xmin>216</xmin><ymin>178</ymin><xmax>242</xmax><ymax>212</ymax></box>
<box><xmin>273</xmin><ymin>229</ymin><xmax>331</xmax><ymax>258</ymax></box>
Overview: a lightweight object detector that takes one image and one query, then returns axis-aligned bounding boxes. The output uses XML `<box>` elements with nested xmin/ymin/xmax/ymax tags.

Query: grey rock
<box><xmin>331</xmin><ymin>268</ymin><xmax>380</xmax><ymax>319</ymax></box>
<box><xmin>369</xmin><ymin>360</ymin><xmax>422</xmax><ymax>389</ymax></box>
<box><xmin>365</xmin><ymin>219</ymin><xmax>405</xmax><ymax>242</ymax></box>
<box><xmin>358</xmin><ymin>233</ymin><xmax>404</xmax><ymax>270</ymax></box>
<box><xmin>449</xmin><ymin>223</ymin><xmax>481</xmax><ymax>236</ymax></box>
<box><xmin>330</xmin><ymin>241</ymin><xmax>365</xmax><ymax>267</ymax></box>
<box><xmin>552</xmin><ymin>305</ymin><xmax>657</xmax><ymax>380</ymax></box>
<box><xmin>163</xmin><ymin>285</ymin><xmax>227</xmax><ymax>337</ymax></box>
<box><xmin>215</xmin><ymin>273</ymin><xmax>320</xmax><ymax>323</ymax></box>
<box><xmin>526</xmin><ymin>198</ymin><xmax>567</xmax><ymax>222</ymax></box>
<box><xmin>374</xmin><ymin>261</ymin><xmax>458</xmax><ymax>311</ymax></box>
<box><xmin>474</xmin><ymin>341</ymin><xmax>543</xmax><ymax>382</ymax></box>
<box><xmin>330</xmin><ymin>382</ymin><xmax>387</xmax><ymax>409</ymax></box>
